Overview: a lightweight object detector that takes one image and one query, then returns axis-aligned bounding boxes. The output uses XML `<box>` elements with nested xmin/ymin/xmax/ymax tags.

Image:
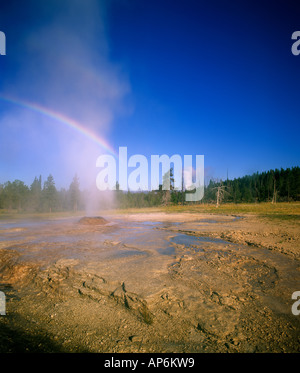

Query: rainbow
<box><xmin>0</xmin><ymin>95</ymin><xmax>117</xmax><ymax>157</ymax></box>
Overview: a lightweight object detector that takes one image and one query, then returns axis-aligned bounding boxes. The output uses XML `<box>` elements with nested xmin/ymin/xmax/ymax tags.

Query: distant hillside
<box><xmin>203</xmin><ymin>166</ymin><xmax>300</xmax><ymax>203</ymax></box>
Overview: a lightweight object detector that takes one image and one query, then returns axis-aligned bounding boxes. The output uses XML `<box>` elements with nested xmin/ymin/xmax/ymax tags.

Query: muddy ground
<box><xmin>0</xmin><ymin>212</ymin><xmax>299</xmax><ymax>352</ymax></box>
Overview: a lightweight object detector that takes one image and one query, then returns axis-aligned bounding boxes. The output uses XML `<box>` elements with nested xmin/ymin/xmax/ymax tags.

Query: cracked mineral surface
<box><xmin>0</xmin><ymin>212</ymin><xmax>299</xmax><ymax>352</ymax></box>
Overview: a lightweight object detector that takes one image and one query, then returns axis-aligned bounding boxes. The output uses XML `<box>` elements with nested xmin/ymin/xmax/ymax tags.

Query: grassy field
<box><xmin>112</xmin><ymin>202</ymin><xmax>300</xmax><ymax>221</ymax></box>
<box><xmin>0</xmin><ymin>202</ymin><xmax>299</xmax><ymax>222</ymax></box>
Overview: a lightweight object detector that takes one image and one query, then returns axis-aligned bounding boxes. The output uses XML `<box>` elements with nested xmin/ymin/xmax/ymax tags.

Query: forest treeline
<box><xmin>0</xmin><ymin>166</ymin><xmax>299</xmax><ymax>212</ymax></box>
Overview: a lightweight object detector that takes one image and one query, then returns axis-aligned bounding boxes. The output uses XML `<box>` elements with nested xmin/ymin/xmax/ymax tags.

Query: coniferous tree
<box><xmin>30</xmin><ymin>176</ymin><xmax>42</xmax><ymax>211</ymax></box>
<box><xmin>42</xmin><ymin>174</ymin><xmax>57</xmax><ymax>212</ymax></box>
<box><xmin>69</xmin><ymin>174</ymin><xmax>80</xmax><ymax>212</ymax></box>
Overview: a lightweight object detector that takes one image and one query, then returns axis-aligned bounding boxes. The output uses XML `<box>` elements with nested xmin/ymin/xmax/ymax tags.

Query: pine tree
<box><xmin>30</xmin><ymin>176</ymin><xmax>42</xmax><ymax>211</ymax></box>
<box><xmin>69</xmin><ymin>174</ymin><xmax>80</xmax><ymax>212</ymax></box>
<box><xmin>43</xmin><ymin>174</ymin><xmax>57</xmax><ymax>213</ymax></box>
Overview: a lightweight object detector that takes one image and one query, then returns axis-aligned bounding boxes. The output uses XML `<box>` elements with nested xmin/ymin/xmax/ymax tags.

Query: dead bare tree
<box><xmin>212</xmin><ymin>184</ymin><xmax>230</xmax><ymax>207</ymax></box>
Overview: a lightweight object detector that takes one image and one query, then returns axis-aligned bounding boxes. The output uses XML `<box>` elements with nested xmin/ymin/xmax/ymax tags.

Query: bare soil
<box><xmin>0</xmin><ymin>212</ymin><xmax>299</xmax><ymax>352</ymax></box>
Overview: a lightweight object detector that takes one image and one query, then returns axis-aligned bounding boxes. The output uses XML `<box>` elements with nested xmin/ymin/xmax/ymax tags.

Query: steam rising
<box><xmin>0</xmin><ymin>0</ymin><xmax>129</xmax><ymax>212</ymax></box>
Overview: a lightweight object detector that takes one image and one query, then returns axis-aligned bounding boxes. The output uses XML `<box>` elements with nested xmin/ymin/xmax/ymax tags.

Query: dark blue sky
<box><xmin>0</xmin><ymin>0</ymin><xmax>299</xmax><ymax>188</ymax></box>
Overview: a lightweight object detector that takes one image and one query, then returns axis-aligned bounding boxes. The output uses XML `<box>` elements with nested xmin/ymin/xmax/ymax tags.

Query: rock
<box><xmin>78</xmin><ymin>216</ymin><xmax>108</xmax><ymax>225</ymax></box>
<box><xmin>129</xmin><ymin>335</ymin><xmax>142</xmax><ymax>342</ymax></box>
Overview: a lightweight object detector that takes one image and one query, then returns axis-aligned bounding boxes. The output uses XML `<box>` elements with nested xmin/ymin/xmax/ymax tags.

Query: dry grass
<box><xmin>1</xmin><ymin>202</ymin><xmax>299</xmax><ymax>222</ymax></box>
<box><xmin>111</xmin><ymin>202</ymin><xmax>300</xmax><ymax>220</ymax></box>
